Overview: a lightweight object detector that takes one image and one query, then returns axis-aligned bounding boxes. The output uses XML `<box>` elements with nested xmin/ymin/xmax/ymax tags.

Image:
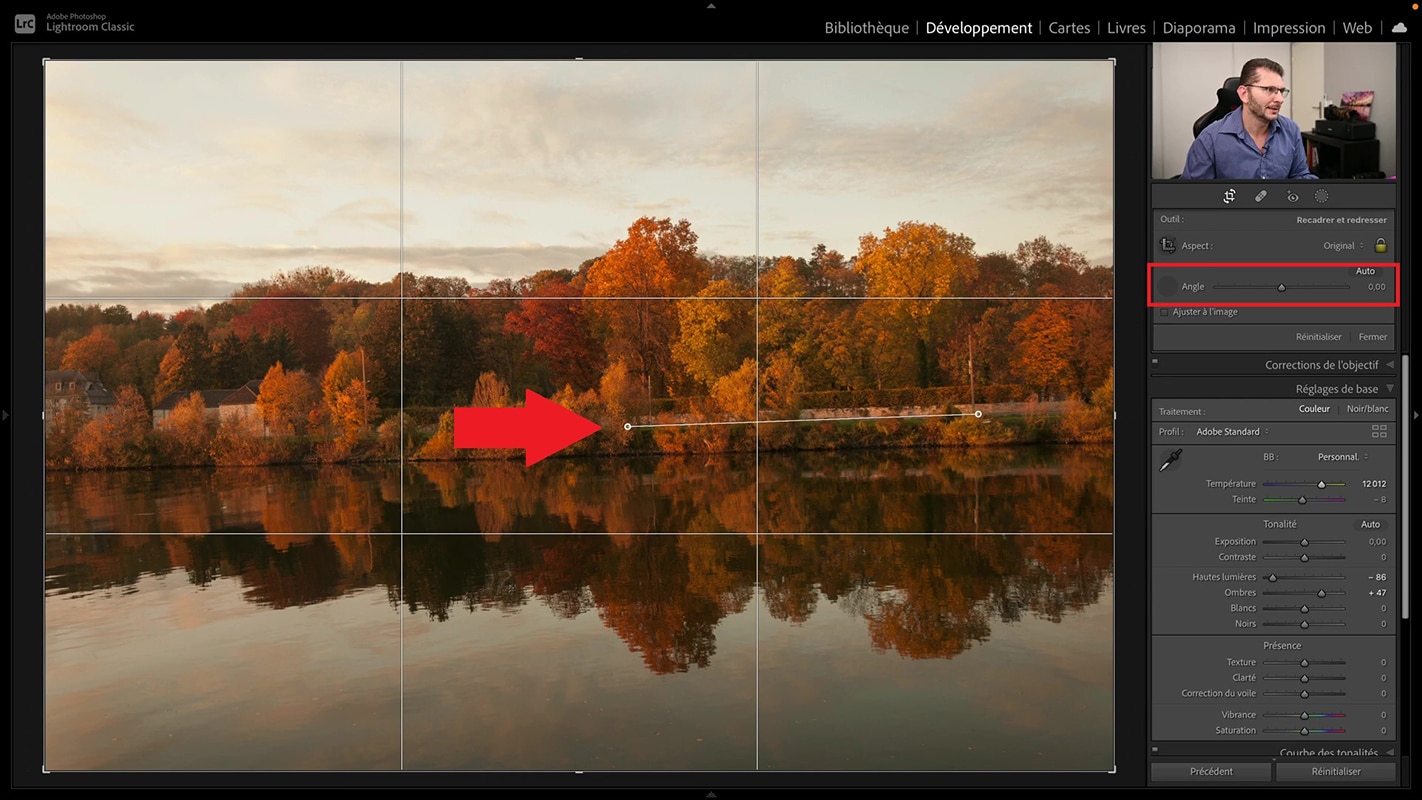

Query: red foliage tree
<box><xmin>231</xmin><ymin>297</ymin><xmax>333</xmax><ymax>372</ymax></box>
<box><xmin>503</xmin><ymin>276</ymin><xmax>606</xmax><ymax>391</ymax></box>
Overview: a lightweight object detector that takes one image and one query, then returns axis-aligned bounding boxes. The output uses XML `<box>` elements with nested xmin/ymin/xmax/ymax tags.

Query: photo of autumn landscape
<box><xmin>44</xmin><ymin>60</ymin><xmax>1115</xmax><ymax>771</ymax></box>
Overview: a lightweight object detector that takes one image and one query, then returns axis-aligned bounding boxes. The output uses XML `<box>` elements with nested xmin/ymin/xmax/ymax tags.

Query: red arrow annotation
<box><xmin>453</xmin><ymin>390</ymin><xmax>602</xmax><ymax>466</ymax></box>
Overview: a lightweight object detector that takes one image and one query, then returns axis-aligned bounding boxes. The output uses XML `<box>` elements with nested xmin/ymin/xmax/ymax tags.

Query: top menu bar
<box><xmin>832</xmin><ymin>18</ymin><xmax>1406</xmax><ymax>41</ymax></box>
<box><xmin>6</xmin><ymin>7</ymin><xmax>1417</xmax><ymax>43</ymax></box>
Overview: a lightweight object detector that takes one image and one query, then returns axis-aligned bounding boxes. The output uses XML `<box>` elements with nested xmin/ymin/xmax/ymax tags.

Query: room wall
<box><xmin>1289</xmin><ymin>42</ymin><xmax>1326</xmax><ymax>127</ymax></box>
<box><xmin>1321</xmin><ymin>42</ymin><xmax>1397</xmax><ymax>176</ymax></box>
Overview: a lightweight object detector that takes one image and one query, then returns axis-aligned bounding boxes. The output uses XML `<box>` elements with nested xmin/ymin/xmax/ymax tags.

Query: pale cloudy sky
<box><xmin>45</xmin><ymin>59</ymin><xmax>1113</xmax><ymax>307</ymax></box>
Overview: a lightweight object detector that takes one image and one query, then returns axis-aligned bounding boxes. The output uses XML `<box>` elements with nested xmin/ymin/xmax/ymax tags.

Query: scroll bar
<box><xmin>1403</xmin><ymin>354</ymin><xmax>1410</xmax><ymax>620</ymax></box>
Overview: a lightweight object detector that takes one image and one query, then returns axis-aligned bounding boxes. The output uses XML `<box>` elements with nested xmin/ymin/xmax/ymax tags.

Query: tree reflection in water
<box><xmin>44</xmin><ymin>446</ymin><xmax>1108</xmax><ymax>535</ymax></box>
<box><xmin>47</xmin><ymin>533</ymin><xmax>1110</xmax><ymax>671</ymax></box>
<box><xmin>402</xmin><ymin>534</ymin><xmax>1111</xmax><ymax>668</ymax></box>
<box><xmin>403</xmin><ymin>445</ymin><xmax>1110</xmax><ymax>534</ymax></box>
<box><xmin>44</xmin><ymin>534</ymin><xmax>401</xmax><ymax>608</ymax></box>
<box><xmin>45</xmin><ymin>465</ymin><xmax>402</xmax><ymax>533</ymax></box>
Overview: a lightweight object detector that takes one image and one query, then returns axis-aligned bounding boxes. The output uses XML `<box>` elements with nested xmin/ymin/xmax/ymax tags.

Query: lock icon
<box><xmin>1375</xmin><ymin>238</ymin><xmax>1388</xmax><ymax>253</ymax></box>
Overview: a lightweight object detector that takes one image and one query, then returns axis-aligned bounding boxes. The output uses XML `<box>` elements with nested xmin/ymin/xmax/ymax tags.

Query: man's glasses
<box><xmin>1243</xmin><ymin>84</ymin><xmax>1290</xmax><ymax>98</ymax></box>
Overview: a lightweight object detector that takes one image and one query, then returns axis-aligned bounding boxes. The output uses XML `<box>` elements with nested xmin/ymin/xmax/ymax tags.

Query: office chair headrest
<box><xmin>1193</xmin><ymin>77</ymin><xmax>1242</xmax><ymax>138</ymax></box>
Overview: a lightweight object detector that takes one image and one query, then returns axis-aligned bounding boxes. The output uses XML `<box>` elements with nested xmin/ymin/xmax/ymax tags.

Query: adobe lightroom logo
<box><xmin>15</xmin><ymin>14</ymin><xmax>36</xmax><ymax>33</ymax></box>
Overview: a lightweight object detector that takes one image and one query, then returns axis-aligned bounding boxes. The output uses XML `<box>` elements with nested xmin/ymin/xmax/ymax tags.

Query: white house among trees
<box><xmin>44</xmin><ymin>370</ymin><xmax>115</xmax><ymax>429</ymax></box>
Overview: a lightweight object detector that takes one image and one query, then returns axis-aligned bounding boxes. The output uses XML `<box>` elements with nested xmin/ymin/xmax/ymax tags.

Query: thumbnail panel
<box><xmin>44</xmin><ymin>534</ymin><xmax>401</xmax><ymax>770</ymax></box>
<box><xmin>401</xmin><ymin>534</ymin><xmax>757</xmax><ymax>770</ymax></box>
<box><xmin>45</xmin><ymin>61</ymin><xmax>402</xmax><ymax>299</ymax></box>
<box><xmin>756</xmin><ymin>534</ymin><xmax>1113</xmax><ymax>771</ymax></box>
<box><xmin>44</xmin><ymin>298</ymin><xmax>403</xmax><ymax>533</ymax></box>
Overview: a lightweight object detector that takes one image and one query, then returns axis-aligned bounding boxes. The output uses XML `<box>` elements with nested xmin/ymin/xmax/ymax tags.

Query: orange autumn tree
<box><xmin>156</xmin><ymin>391</ymin><xmax>212</xmax><ymax>465</ymax></box>
<box><xmin>670</xmin><ymin>280</ymin><xmax>754</xmax><ymax>392</ymax></box>
<box><xmin>256</xmin><ymin>361</ymin><xmax>319</xmax><ymax>436</ymax></box>
<box><xmin>60</xmin><ymin>328</ymin><xmax>121</xmax><ymax>379</ymax></box>
<box><xmin>320</xmin><ymin>348</ymin><xmax>382</xmax><ymax>440</ymax></box>
<box><xmin>328</xmin><ymin>379</ymin><xmax>378</xmax><ymax>449</ymax></box>
<box><xmin>72</xmin><ymin>385</ymin><xmax>153</xmax><ymax>468</ymax></box>
<box><xmin>856</xmin><ymin>222</ymin><xmax>978</xmax><ymax>388</ymax></box>
<box><xmin>1010</xmin><ymin>301</ymin><xmax>1076</xmax><ymax>399</ymax></box>
<box><xmin>585</xmin><ymin>217</ymin><xmax>709</xmax><ymax>411</ymax></box>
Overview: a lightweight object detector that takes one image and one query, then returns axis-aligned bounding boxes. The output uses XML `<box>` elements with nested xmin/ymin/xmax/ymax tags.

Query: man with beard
<box><xmin>1182</xmin><ymin>58</ymin><xmax>1319</xmax><ymax>180</ymax></box>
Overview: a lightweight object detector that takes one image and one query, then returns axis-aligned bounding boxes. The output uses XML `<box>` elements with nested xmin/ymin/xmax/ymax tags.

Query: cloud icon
<box><xmin>1392</xmin><ymin>22</ymin><xmax>1407</xmax><ymax>33</ymax></box>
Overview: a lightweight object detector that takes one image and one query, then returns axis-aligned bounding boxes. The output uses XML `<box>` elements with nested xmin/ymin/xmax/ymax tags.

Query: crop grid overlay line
<box><xmin>398</xmin><ymin>59</ymin><xmax>406</xmax><ymax>772</ymax></box>
<box><xmin>37</xmin><ymin>59</ymin><xmax>1118</xmax><ymax>775</ymax></box>
<box><xmin>753</xmin><ymin>60</ymin><xmax>761</xmax><ymax>772</ymax></box>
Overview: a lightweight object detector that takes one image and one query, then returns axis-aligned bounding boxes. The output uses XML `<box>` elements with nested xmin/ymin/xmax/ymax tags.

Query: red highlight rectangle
<box><xmin>1146</xmin><ymin>262</ymin><xmax>1400</xmax><ymax>308</ymax></box>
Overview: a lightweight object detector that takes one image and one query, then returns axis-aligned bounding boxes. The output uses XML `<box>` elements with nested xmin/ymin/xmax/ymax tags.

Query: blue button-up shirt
<box><xmin>1182</xmin><ymin>107</ymin><xmax>1319</xmax><ymax>180</ymax></box>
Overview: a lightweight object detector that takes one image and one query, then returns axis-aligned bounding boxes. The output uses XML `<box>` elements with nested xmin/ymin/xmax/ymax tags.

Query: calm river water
<box><xmin>46</xmin><ymin>533</ymin><xmax>1112</xmax><ymax>771</ymax></box>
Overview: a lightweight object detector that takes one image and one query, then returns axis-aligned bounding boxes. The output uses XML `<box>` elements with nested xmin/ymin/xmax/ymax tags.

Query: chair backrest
<box><xmin>1192</xmin><ymin>78</ymin><xmax>1241</xmax><ymax>138</ymax></box>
